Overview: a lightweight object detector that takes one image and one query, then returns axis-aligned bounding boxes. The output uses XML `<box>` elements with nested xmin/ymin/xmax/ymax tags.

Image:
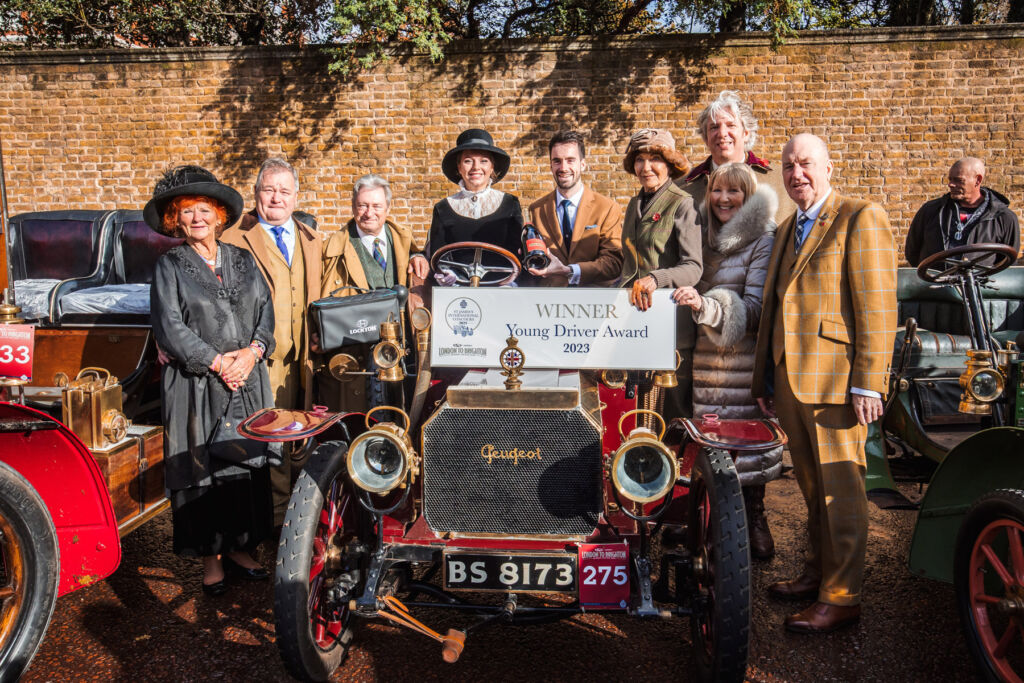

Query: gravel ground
<box><xmin>23</xmin><ymin>463</ymin><xmax>982</xmax><ymax>683</ymax></box>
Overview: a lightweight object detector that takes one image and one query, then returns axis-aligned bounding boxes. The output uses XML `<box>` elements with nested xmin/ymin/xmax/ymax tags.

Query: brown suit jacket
<box><xmin>220</xmin><ymin>211</ymin><xmax>323</xmax><ymax>408</ymax></box>
<box><xmin>751</xmin><ymin>192</ymin><xmax>897</xmax><ymax>404</ymax></box>
<box><xmin>528</xmin><ymin>185</ymin><xmax>623</xmax><ymax>287</ymax></box>
<box><xmin>320</xmin><ymin>219</ymin><xmax>415</xmax><ymax>297</ymax></box>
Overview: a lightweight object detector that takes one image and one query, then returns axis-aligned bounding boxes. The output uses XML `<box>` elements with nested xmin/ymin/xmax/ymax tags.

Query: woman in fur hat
<box><xmin>147</xmin><ymin>165</ymin><xmax>278</xmax><ymax>595</ymax></box>
<box><xmin>621</xmin><ymin>128</ymin><xmax>703</xmax><ymax>421</ymax></box>
<box><xmin>429</xmin><ymin>128</ymin><xmax>525</xmax><ymax>284</ymax></box>
<box><xmin>673</xmin><ymin>162</ymin><xmax>782</xmax><ymax>559</ymax></box>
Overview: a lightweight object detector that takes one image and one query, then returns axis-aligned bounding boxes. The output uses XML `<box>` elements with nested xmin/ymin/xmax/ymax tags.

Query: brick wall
<box><xmin>1</xmin><ymin>26</ymin><xmax>1023</xmax><ymax>263</ymax></box>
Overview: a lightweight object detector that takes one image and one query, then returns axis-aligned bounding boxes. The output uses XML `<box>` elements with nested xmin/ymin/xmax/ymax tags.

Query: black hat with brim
<box><xmin>143</xmin><ymin>166</ymin><xmax>245</xmax><ymax>235</ymax></box>
<box><xmin>441</xmin><ymin>128</ymin><xmax>511</xmax><ymax>185</ymax></box>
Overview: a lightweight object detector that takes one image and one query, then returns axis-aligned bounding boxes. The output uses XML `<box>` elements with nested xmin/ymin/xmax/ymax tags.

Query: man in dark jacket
<box><xmin>904</xmin><ymin>157</ymin><xmax>1020</xmax><ymax>267</ymax></box>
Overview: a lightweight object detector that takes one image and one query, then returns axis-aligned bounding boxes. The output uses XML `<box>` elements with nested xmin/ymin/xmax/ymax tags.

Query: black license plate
<box><xmin>443</xmin><ymin>552</ymin><xmax>578</xmax><ymax>592</ymax></box>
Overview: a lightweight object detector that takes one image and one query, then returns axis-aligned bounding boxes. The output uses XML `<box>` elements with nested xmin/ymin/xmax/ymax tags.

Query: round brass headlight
<box><xmin>346</xmin><ymin>428</ymin><xmax>411</xmax><ymax>494</ymax></box>
<box><xmin>610</xmin><ymin>431</ymin><xmax>678</xmax><ymax>504</ymax></box>
<box><xmin>967</xmin><ymin>368</ymin><xmax>1004</xmax><ymax>402</ymax></box>
<box><xmin>372</xmin><ymin>340</ymin><xmax>404</xmax><ymax>370</ymax></box>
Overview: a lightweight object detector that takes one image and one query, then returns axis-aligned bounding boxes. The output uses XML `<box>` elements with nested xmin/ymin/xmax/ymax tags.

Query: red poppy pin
<box><xmin>652</xmin><ymin>212</ymin><xmax>662</xmax><ymax>222</ymax></box>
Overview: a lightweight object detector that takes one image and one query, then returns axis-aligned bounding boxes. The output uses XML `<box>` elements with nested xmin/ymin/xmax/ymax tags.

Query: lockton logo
<box><xmin>444</xmin><ymin>297</ymin><xmax>482</xmax><ymax>337</ymax></box>
<box><xmin>480</xmin><ymin>444</ymin><xmax>542</xmax><ymax>465</ymax></box>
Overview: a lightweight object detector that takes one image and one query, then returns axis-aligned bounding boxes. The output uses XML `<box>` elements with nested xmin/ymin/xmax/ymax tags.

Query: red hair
<box><xmin>162</xmin><ymin>195</ymin><xmax>229</xmax><ymax>237</ymax></box>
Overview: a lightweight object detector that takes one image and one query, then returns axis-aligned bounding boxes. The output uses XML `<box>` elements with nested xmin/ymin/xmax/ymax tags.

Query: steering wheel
<box><xmin>430</xmin><ymin>241</ymin><xmax>521</xmax><ymax>287</ymax></box>
<box><xmin>916</xmin><ymin>243</ymin><xmax>1018</xmax><ymax>284</ymax></box>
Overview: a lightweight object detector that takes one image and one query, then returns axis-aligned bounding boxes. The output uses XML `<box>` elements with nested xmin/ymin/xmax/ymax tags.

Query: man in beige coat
<box><xmin>527</xmin><ymin>130</ymin><xmax>623</xmax><ymax>286</ymax></box>
<box><xmin>751</xmin><ymin>134</ymin><xmax>896</xmax><ymax>633</ymax></box>
<box><xmin>220</xmin><ymin>157</ymin><xmax>323</xmax><ymax>526</ymax></box>
<box><xmin>317</xmin><ymin>174</ymin><xmax>428</xmax><ymax>410</ymax></box>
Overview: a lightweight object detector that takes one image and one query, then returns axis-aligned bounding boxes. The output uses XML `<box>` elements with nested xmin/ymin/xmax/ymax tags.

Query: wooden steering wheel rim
<box><xmin>916</xmin><ymin>243</ymin><xmax>1018</xmax><ymax>283</ymax></box>
<box><xmin>430</xmin><ymin>241</ymin><xmax>521</xmax><ymax>286</ymax></box>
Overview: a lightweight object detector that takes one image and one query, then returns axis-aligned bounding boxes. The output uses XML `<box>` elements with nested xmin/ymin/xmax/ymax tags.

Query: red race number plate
<box><xmin>578</xmin><ymin>542</ymin><xmax>630</xmax><ymax>610</ymax></box>
<box><xmin>0</xmin><ymin>325</ymin><xmax>34</xmax><ymax>382</ymax></box>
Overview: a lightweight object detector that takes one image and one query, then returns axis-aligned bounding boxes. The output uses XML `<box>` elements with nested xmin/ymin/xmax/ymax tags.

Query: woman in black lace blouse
<box><xmin>146</xmin><ymin>165</ymin><xmax>277</xmax><ymax>596</ymax></box>
<box><xmin>428</xmin><ymin>129</ymin><xmax>524</xmax><ymax>283</ymax></box>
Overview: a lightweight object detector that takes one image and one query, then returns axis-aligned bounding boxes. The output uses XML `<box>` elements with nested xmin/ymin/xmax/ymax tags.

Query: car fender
<box><xmin>908</xmin><ymin>426</ymin><xmax>1024</xmax><ymax>583</ymax></box>
<box><xmin>0</xmin><ymin>402</ymin><xmax>121</xmax><ymax>596</ymax></box>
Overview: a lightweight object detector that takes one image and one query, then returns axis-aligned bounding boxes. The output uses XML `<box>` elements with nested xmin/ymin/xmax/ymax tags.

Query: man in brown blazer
<box><xmin>318</xmin><ymin>174</ymin><xmax>428</xmax><ymax>410</ymax></box>
<box><xmin>751</xmin><ymin>134</ymin><xmax>897</xmax><ymax>633</ymax></box>
<box><xmin>220</xmin><ymin>157</ymin><xmax>323</xmax><ymax>525</ymax></box>
<box><xmin>527</xmin><ymin>130</ymin><xmax>623</xmax><ymax>286</ymax></box>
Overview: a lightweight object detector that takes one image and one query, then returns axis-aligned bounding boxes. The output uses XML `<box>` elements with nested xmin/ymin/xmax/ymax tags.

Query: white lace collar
<box><xmin>446</xmin><ymin>180</ymin><xmax>505</xmax><ymax>219</ymax></box>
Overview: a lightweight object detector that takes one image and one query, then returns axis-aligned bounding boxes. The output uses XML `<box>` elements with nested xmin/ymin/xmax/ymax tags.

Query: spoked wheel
<box><xmin>686</xmin><ymin>447</ymin><xmax>750</xmax><ymax>683</ymax></box>
<box><xmin>275</xmin><ymin>441</ymin><xmax>369</xmax><ymax>682</ymax></box>
<box><xmin>0</xmin><ymin>461</ymin><xmax>59</xmax><ymax>683</ymax></box>
<box><xmin>955</xmin><ymin>489</ymin><xmax>1024</xmax><ymax>683</ymax></box>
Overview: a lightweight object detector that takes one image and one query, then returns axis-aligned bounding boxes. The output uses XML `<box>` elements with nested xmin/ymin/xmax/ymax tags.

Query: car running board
<box><xmin>867</xmin><ymin>487</ymin><xmax>920</xmax><ymax>511</ymax></box>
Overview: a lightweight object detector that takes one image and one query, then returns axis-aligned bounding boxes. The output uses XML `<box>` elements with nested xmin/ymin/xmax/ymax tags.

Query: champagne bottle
<box><xmin>522</xmin><ymin>223</ymin><xmax>550</xmax><ymax>270</ymax></box>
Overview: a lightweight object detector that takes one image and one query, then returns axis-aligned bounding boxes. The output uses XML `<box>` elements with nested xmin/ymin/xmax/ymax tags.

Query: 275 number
<box><xmin>582</xmin><ymin>565</ymin><xmax>628</xmax><ymax>586</ymax></box>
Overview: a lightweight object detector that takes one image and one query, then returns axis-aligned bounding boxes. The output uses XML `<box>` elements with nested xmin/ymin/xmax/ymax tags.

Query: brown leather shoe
<box><xmin>784</xmin><ymin>602</ymin><xmax>861</xmax><ymax>634</ymax></box>
<box><xmin>767</xmin><ymin>573</ymin><xmax>820</xmax><ymax>601</ymax></box>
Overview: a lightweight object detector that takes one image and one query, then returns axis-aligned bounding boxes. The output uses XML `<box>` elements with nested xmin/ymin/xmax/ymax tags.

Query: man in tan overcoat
<box><xmin>751</xmin><ymin>134</ymin><xmax>896</xmax><ymax>633</ymax></box>
<box><xmin>220</xmin><ymin>157</ymin><xmax>323</xmax><ymax>526</ymax></box>
<box><xmin>317</xmin><ymin>174</ymin><xmax>428</xmax><ymax>410</ymax></box>
<box><xmin>527</xmin><ymin>130</ymin><xmax>623</xmax><ymax>286</ymax></box>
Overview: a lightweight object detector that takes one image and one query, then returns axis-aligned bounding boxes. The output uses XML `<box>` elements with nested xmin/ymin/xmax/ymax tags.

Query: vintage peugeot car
<box><xmin>868</xmin><ymin>244</ymin><xmax>1024</xmax><ymax>682</ymax></box>
<box><xmin>240</xmin><ymin>243</ymin><xmax>785</xmax><ymax>683</ymax></box>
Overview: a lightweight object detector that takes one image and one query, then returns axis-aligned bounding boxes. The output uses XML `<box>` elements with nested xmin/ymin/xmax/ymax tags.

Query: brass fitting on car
<box><xmin>372</xmin><ymin>315</ymin><xmax>406</xmax><ymax>383</ymax></box>
<box><xmin>959</xmin><ymin>349</ymin><xmax>1004</xmax><ymax>414</ymax></box>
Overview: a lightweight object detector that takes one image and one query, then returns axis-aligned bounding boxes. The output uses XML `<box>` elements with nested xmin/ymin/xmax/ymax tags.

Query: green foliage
<box><xmin>0</xmin><ymin>0</ymin><xmax>1018</xmax><ymax>68</ymax></box>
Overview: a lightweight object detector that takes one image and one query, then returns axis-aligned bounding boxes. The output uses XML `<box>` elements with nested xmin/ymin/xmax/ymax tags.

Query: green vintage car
<box><xmin>868</xmin><ymin>243</ymin><xmax>1024</xmax><ymax>682</ymax></box>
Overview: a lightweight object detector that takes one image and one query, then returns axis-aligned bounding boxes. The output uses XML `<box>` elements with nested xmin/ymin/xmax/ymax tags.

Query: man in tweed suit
<box><xmin>751</xmin><ymin>134</ymin><xmax>897</xmax><ymax>633</ymax></box>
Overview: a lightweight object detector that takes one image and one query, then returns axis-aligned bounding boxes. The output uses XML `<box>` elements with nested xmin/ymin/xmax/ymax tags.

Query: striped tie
<box><xmin>372</xmin><ymin>238</ymin><xmax>387</xmax><ymax>271</ymax></box>
<box><xmin>794</xmin><ymin>214</ymin><xmax>813</xmax><ymax>253</ymax></box>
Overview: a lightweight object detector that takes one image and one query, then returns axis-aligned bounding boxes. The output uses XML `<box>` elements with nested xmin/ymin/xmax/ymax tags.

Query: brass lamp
<box><xmin>372</xmin><ymin>315</ymin><xmax>406</xmax><ymax>383</ymax></box>
<box><xmin>959</xmin><ymin>349</ymin><xmax>1004</xmax><ymax>414</ymax></box>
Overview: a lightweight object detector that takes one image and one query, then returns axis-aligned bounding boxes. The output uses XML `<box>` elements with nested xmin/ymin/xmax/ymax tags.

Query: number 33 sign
<box><xmin>0</xmin><ymin>325</ymin><xmax>34</xmax><ymax>382</ymax></box>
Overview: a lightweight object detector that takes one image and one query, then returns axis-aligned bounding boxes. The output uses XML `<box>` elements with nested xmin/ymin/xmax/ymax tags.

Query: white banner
<box><xmin>430</xmin><ymin>288</ymin><xmax>677</xmax><ymax>370</ymax></box>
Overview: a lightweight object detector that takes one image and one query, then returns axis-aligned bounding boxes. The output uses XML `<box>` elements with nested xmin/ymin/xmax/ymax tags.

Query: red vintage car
<box><xmin>0</xmin><ymin>205</ymin><xmax>172</xmax><ymax>679</ymax></box>
<box><xmin>241</xmin><ymin>243</ymin><xmax>786</xmax><ymax>683</ymax></box>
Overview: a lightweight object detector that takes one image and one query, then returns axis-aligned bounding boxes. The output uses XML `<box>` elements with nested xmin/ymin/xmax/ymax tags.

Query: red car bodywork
<box><xmin>0</xmin><ymin>402</ymin><xmax>121</xmax><ymax>596</ymax></box>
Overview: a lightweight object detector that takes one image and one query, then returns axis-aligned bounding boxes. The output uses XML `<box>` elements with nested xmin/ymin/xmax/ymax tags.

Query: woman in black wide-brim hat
<box><xmin>146</xmin><ymin>165</ymin><xmax>278</xmax><ymax>596</ymax></box>
<box><xmin>427</xmin><ymin>129</ymin><xmax>524</xmax><ymax>283</ymax></box>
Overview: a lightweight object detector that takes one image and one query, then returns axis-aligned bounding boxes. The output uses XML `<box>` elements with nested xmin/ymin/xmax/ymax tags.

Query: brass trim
<box><xmin>610</xmin><ymin>434</ymin><xmax>678</xmax><ymax>504</ymax></box>
<box><xmin>445</xmin><ymin>386</ymin><xmax>579</xmax><ymax>410</ymax></box>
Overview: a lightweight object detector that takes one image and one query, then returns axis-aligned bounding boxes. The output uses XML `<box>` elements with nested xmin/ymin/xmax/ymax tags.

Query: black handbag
<box><xmin>310</xmin><ymin>286</ymin><xmax>402</xmax><ymax>352</ymax></box>
<box><xmin>206</xmin><ymin>390</ymin><xmax>267</xmax><ymax>467</ymax></box>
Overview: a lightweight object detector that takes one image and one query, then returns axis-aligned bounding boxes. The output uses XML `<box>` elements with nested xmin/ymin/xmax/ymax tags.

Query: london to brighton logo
<box><xmin>444</xmin><ymin>297</ymin><xmax>482</xmax><ymax>337</ymax></box>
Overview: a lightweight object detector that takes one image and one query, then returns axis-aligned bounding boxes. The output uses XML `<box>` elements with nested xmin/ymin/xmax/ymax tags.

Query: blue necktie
<box><xmin>270</xmin><ymin>226</ymin><xmax>290</xmax><ymax>265</ymax></box>
<box><xmin>794</xmin><ymin>214</ymin><xmax>813</xmax><ymax>253</ymax></box>
<box><xmin>559</xmin><ymin>198</ymin><xmax>573</xmax><ymax>249</ymax></box>
<box><xmin>372</xmin><ymin>238</ymin><xmax>387</xmax><ymax>271</ymax></box>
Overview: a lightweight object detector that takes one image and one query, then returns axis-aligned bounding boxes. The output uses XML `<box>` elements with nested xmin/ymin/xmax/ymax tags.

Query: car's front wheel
<box><xmin>275</xmin><ymin>440</ymin><xmax>368</xmax><ymax>682</ymax></box>
<box><xmin>0</xmin><ymin>460</ymin><xmax>60</xmax><ymax>683</ymax></box>
<box><xmin>955</xmin><ymin>488</ymin><xmax>1024</xmax><ymax>682</ymax></box>
<box><xmin>686</xmin><ymin>446</ymin><xmax>751</xmax><ymax>683</ymax></box>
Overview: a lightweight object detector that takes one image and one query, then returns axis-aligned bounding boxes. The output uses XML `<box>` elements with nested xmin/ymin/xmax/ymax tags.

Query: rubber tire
<box><xmin>954</xmin><ymin>488</ymin><xmax>1024</xmax><ymax>683</ymax></box>
<box><xmin>686</xmin><ymin>447</ymin><xmax>751</xmax><ymax>683</ymax></box>
<box><xmin>275</xmin><ymin>440</ymin><xmax>357</xmax><ymax>682</ymax></box>
<box><xmin>0</xmin><ymin>460</ymin><xmax>59</xmax><ymax>683</ymax></box>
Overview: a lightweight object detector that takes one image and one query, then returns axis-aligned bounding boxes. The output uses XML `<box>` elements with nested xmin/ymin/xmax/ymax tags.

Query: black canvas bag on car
<box><xmin>310</xmin><ymin>287</ymin><xmax>402</xmax><ymax>353</ymax></box>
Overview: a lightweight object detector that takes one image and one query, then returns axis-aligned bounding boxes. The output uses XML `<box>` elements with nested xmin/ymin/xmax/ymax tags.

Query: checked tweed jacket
<box><xmin>751</xmin><ymin>191</ymin><xmax>897</xmax><ymax>405</ymax></box>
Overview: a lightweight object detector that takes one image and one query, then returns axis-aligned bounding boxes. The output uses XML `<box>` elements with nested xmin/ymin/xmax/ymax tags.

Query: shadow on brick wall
<box><xmin>425</xmin><ymin>36</ymin><xmax>718</xmax><ymax>152</ymax></box>
<box><xmin>201</xmin><ymin>50</ymin><xmax>355</xmax><ymax>185</ymax></box>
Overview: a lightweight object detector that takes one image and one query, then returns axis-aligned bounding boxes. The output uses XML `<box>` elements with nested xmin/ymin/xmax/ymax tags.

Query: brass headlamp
<box><xmin>372</xmin><ymin>315</ymin><xmax>406</xmax><ymax>383</ymax></box>
<box><xmin>959</xmin><ymin>349</ymin><xmax>1005</xmax><ymax>414</ymax></box>
<box><xmin>346</xmin><ymin>406</ymin><xmax>419</xmax><ymax>494</ymax></box>
<box><xmin>609</xmin><ymin>409</ymin><xmax>678</xmax><ymax>504</ymax></box>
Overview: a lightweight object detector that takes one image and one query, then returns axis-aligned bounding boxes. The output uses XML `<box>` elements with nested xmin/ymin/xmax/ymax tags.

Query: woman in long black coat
<box><xmin>146</xmin><ymin>165</ymin><xmax>278</xmax><ymax>596</ymax></box>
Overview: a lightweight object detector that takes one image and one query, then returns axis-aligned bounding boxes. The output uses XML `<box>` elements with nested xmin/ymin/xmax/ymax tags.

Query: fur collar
<box><xmin>708</xmin><ymin>184</ymin><xmax>778</xmax><ymax>256</ymax></box>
